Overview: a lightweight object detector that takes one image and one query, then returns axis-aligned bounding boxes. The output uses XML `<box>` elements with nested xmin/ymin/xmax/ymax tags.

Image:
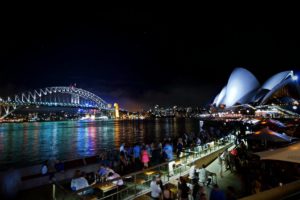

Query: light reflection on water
<box><xmin>0</xmin><ymin>118</ymin><xmax>199</xmax><ymax>170</ymax></box>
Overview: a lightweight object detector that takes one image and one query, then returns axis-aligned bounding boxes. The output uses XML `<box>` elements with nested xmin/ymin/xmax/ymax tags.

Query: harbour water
<box><xmin>0</xmin><ymin>118</ymin><xmax>200</xmax><ymax>170</ymax></box>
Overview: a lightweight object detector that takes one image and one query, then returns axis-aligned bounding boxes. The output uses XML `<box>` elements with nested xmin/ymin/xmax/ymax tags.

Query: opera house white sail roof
<box><xmin>213</xmin><ymin>68</ymin><xmax>299</xmax><ymax>108</ymax></box>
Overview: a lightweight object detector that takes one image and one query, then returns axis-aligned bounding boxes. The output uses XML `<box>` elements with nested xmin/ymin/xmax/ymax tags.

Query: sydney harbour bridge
<box><xmin>0</xmin><ymin>86</ymin><xmax>112</xmax><ymax>119</ymax></box>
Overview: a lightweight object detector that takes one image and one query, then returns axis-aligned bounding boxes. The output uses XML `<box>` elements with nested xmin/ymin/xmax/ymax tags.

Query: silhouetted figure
<box><xmin>0</xmin><ymin>168</ymin><xmax>21</xmax><ymax>200</ymax></box>
<box><xmin>210</xmin><ymin>184</ymin><xmax>225</xmax><ymax>200</ymax></box>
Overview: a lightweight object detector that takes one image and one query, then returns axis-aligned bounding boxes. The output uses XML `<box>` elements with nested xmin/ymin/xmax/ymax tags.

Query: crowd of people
<box><xmin>149</xmin><ymin>174</ymin><xmax>238</xmax><ymax>200</ymax></box>
<box><xmin>0</xmin><ymin>122</ymin><xmax>236</xmax><ymax>199</ymax></box>
<box><xmin>55</xmin><ymin>123</ymin><xmax>236</xmax><ymax>198</ymax></box>
<box><xmin>66</xmin><ymin>123</ymin><xmax>300</xmax><ymax>200</ymax></box>
<box><xmin>99</xmin><ymin>124</ymin><xmax>234</xmax><ymax>176</ymax></box>
<box><xmin>66</xmin><ymin>126</ymin><xmax>234</xmax><ymax>198</ymax></box>
<box><xmin>3</xmin><ymin>119</ymin><xmax>300</xmax><ymax>200</ymax></box>
<box><xmin>229</xmin><ymin>139</ymin><xmax>300</xmax><ymax>196</ymax></box>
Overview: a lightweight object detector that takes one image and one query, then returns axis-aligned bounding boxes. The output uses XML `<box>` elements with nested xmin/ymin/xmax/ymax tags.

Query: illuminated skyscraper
<box><xmin>114</xmin><ymin>103</ymin><xmax>119</xmax><ymax>118</ymax></box>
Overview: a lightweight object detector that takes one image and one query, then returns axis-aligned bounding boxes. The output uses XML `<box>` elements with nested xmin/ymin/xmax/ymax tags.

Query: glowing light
<box><xmin>293</xmin><ymin>105</ymin><xmax>298</xmax><ymax>110</ymax></box>
<box><xmin>114</xmin><ymin>103</ymin><xmax>120</xmax><ymax>118</ymax></box>
<box><xmin>292</xmin><ymin>75</ymin><xmax>298</xmax><ymax>81</ymax></box>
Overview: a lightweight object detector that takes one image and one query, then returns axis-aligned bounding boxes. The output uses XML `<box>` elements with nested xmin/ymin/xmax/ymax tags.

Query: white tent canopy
<box><xmin>255</xmin><ymin>142</ymin><xmax>300</xmax><ymax>164</ymax></box>
<box><xmin>246</xmin><ymin>127</ymin><xmax>294</xmax><ymax>143</ymax></box>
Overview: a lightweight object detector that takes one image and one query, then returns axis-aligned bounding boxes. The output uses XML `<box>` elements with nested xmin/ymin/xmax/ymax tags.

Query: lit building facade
<box><xmin>213</xmin><ymin>68</ymin><xmax>300</xmax><ymax>108</ymax></box>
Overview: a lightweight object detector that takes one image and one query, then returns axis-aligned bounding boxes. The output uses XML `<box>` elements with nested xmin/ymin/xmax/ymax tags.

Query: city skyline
<box><xmin>0</xmin><ymin>8</ymin><xmax>299</xmax><ymax>111</ymax></box>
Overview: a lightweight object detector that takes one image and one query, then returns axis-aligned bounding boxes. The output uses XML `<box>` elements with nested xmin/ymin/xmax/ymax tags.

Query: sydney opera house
<box><xmin>212</xmin><ymin>68</ymin><xmax>300</xmax><ymax>115</ymax></box>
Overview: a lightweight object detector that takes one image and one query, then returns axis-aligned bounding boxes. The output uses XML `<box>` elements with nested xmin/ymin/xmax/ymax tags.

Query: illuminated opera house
<box><xmin>212</xmin><ymin>68</ymin><xmax>300</xmax><ymax>116</ymax></box>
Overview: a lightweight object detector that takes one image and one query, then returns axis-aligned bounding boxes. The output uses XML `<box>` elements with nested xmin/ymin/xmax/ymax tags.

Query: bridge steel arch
<box><xmin>0</xmin><ymin>86</ymin><xmax>109</xmax><ymax>119</ymax></box>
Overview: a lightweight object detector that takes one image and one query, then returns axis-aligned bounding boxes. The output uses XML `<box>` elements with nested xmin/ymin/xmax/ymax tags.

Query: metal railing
<box><xmin>53</xmin><ymin>136</ymin><xmax>234</xmax><ymax>200</ymax></box>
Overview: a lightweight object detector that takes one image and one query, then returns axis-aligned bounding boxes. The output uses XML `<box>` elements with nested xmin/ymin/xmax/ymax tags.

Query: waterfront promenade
<box><xmin>55</xmin><ymin>139</ymin><xmax>233</xmax><ymax>199</ymax></box>
<box><xmin>19</xmin><ymin>138</ymin><xmax>233</xmax><ymax>199</ymax></box>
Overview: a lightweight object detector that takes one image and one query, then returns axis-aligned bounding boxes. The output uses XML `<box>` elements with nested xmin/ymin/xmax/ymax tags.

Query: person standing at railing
<box><xmin>120</xmin><ymin>151</ymin><xmax>129</xmax><ymax>174</ymax></box>
<box><xmin>133</xmin><ymin>143</ymin><xmax>141</xmax><ymax>170</ymax></box>
<box><xmin>151</xmin><ymin>143</ymin><xmax>161</xmax><ymax>166</ymax></box>
<box><xmin>146</xmin><ymin>144</ymin><xmax>152</xmax><ymax>158</ymax></box>
<box><xmin>156</xmin><ymin>174</ymin><xmax>164</xmax><ymax>192</ymax></box>
<box><xmin>119</xmin><ymin>143</ymin><xmax>125</xmax><ymax>153</ymax></box>
<box><xmin>141</xmin><ymin>146</ymin><xmax>150</xmax><ymax>169</ymax></box>
<box><xmin>99</xmin><ymin>151</ymin><xmax>109</xmax><ymax>167</ymax></box>
<box><xmin>183</xmin><ymin>133</ymin><xmax>188</xmax><ymax>146</ymax></box>
<box><xmin>41</xmin><ymin>160</ymin><xmax>48</xmax><ymax>175</ymax></box>
<box><xmin>189</xmin><ymin>165</ymin><xmax>197</xmax><ymax>181</ymax></box>
<box><xmin>163</xmin><ymin>142</ymin><xmax>173</xmax><ymax>161</ymax></box>
<box><xmin>176</xmin><ymin>138</ymin><xmax>184</xmax><ymax>158</ymax></box>
<box><xmin>150</xmin><ymin>176</ymin><xmax>162</xmax><ymax>200</ymax></box>
<box><xmin>158</xmin><ymin>142</ymin><xmax>163</xmax><ymax>153</ymax></box>
<box><xmin>55</xmin><ymin>160</ymin><xmax>64</xmax><ymax>173</ymax></box>
<box><xmin>126</xmin><ymin>146</ymin><xmax>133</xmax><ymax>166</ymax></box>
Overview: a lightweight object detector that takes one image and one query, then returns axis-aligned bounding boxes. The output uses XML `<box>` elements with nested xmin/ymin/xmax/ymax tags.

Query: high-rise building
<box><xmin>114</xmin><ymin>103</ymin><xmax>119</xmax><ymax>118</ymax></box>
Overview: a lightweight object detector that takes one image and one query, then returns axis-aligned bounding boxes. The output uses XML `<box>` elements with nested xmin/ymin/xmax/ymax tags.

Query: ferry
<box><xmin>79</xmin><ymin>115</ymin><xmax>109</xmax><ymax>121</ymax></box>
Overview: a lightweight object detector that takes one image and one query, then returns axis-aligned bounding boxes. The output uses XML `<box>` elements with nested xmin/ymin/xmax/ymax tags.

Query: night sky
<box><xmin>0</xmin><ymin>8</ymin><xmax>299</xmax><ymax>111</ymax></box>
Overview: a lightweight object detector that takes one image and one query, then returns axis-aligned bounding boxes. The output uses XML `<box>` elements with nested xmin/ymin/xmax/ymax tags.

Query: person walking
<box><xmin>178</xmin><ymin>176</ymin><xmax>190</xmax><ymax>200</ymax></box>
<box><xmin>198</xmin><ymin>164</ymin><xmax>212</xmax><ymax>186</ymax></box>
<box><xmin>218</xmin><ymin>152</ymin><xmax>224</xmax><ymax>178</ymax></box>
<box><xmin>192</xmin><ymin>181</ymin><xmax>200</xmax><ymax>200</ymax></box>
<box><xmin>224</xmin><ymin>149</ymin><xmax>231</xmax><ymax>171</ymax></box>
<box><xmin>210</xmin><ymin>184</ymin><xmax>225</xmax><ymax>200</ymax></box>
<box><xmin>163</xmin><ymin>184</ymin><xmax>173</xmax><ymax>200</ymax></box>
<box><xmin>193</xmin><ymin>184</ymin><xmax>206</xmax><ymax>200</ymax></box>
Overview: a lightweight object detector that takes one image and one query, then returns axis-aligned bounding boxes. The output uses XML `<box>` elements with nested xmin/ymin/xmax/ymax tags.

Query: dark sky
<box><xmin>0</xmin><ymin>8</ymin><xmax>299</xmax><ymax>111</ymax></box>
